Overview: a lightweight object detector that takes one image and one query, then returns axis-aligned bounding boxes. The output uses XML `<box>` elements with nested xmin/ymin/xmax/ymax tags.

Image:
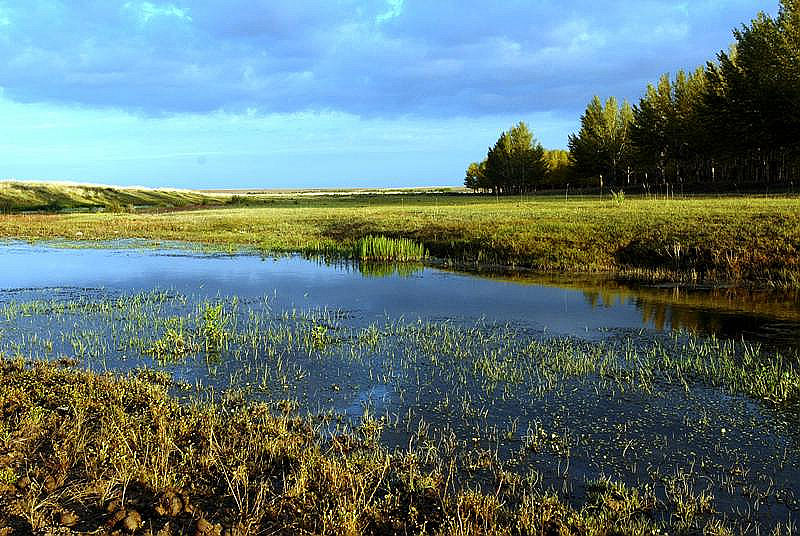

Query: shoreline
<box><xmin>1</xmin><ymin>353</ymin><xmax>790</xmax><ymax>535</ymax></box>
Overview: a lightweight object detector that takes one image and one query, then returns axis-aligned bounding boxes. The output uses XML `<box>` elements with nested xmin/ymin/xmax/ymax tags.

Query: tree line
<box><xmin>466</xmin><ymin>0</ymin><xmax>800</xmax><ymax>193</ymax></box>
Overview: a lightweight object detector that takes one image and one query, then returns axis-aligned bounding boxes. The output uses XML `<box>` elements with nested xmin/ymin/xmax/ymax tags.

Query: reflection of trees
<box><xmin>581</xmin><ymin>285</ymin><xmax>800</xmax><ymax>342</ymax></box>
<box><xmin>442</xmin><ymin>267</ymin><xmax>800</xmax><ymax>345</ymax></box>
<box><xmin>635</xmin><ymin>299</ymin><xmax>711</xmax><ymax>333</ymax></box>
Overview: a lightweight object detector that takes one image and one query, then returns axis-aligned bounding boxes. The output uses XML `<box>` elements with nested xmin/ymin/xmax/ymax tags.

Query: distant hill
<box><xmin>0</xmin><ymin>181</ymin><xmax>225</xmax><ymax>213</ymax></box>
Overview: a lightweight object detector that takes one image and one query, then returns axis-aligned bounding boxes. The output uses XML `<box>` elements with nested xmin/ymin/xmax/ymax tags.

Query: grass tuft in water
<box><xmin>357</xmin><ymin>235</ymin><xmax>428</xmax><ymax>262</ymax></box>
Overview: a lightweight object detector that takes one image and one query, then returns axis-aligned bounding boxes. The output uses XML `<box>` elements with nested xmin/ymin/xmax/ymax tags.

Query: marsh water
<box><xmin>2</xmin><ymin>242</ymin><xmax>800</xmax><ymax>532</ymax></box>
<box><xmin>2</xmin><ymin>242</ymin><xmax>799</xmax><ymax>344</ymax></box>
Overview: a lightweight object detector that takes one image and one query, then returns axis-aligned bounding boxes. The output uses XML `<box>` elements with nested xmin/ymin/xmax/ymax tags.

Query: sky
<box><xmin>0</xmin><ymin>0</ymin><xmax>778</xmax><ymax>189</ymax></box>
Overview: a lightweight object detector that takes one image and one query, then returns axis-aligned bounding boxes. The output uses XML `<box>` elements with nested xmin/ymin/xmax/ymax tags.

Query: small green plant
<box><xmin>610</xmin><ymin>189</ymin><xmax>625</xmax><ymax>205</ymax></box>
<box><xmin>201</xmin><ymin>303</ymin><xmax>229</xmax><ymax>358</ymax></box>
<box><xmin>310</xmin><ymin>323</ymin><xmax>328</xmax><ymax>349</ymax></box>
<box><xmin>0</xmin><ymin>466</ymin><xmax>16</xmax><ymax>485</ymax></box>
<box><xmin>148</xmin><ymin>327</ymin><xmax>193</xmax><ymax>362</ymax></box>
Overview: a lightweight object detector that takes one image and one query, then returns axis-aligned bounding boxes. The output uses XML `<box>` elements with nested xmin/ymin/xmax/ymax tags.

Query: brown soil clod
<box><xmin>106</xmin><ymin>498</ymin><xmax>123</xmax><ymax>513</ymax></box>
<box><xmin>105</xmin><ymin>508</ymin><xmax>127</xmax><ymax>529</ymax></box>
<box><xmin>43</xmin><ymin>474</ymin><xmax>64</xmax><ymax>493</ymax></box>
<box><xmin>59</xmin><ymin>510</ymin><xmax>79</xmax><ymax>527</ymax></box>
<box><xmin>155</xmin><ymin>489</ymin><xmax>186</xmax><ymax>517</ymax></box>
<box><xmin>194</xmin><ymin>518</ymin><xmax>222</xmax><ymax>536</ymax></box>
<box><xmin>121</xmin><ymin>510</ymin><xmax>143</xmax><ymax>533</ymax></box>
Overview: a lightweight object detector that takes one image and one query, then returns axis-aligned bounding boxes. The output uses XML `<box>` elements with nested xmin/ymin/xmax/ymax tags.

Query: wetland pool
<box><xmin>2</xmin><ymin>242</ymin><xmax>800</xmax><ymax>533</ymax></box>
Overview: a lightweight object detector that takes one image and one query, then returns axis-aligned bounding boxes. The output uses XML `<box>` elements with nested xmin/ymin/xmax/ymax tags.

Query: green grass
<box><xmin>0</xmin><ymin>181</ymin><xmax>227</xmax><ymax>212</ymax></box>
<box><xmin>1</xmin><ymin>185</ymin><xmax>799</xmax><ymax>284</ymax></box>
<box><xmin>357</xmin><ymin>235</ymin><xmax>428</xmax><ymax>262</ymax></box>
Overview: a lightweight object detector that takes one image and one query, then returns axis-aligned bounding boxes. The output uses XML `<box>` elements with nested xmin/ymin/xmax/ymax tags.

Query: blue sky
<box><xmin>0</xmin><ymin>0</ymin><xmax>777</xmax><ymax>188</ymax></box>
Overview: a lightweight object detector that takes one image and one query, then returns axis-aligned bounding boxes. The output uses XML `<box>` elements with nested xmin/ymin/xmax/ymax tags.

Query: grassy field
<box><xmin>0</xmin><ymin>181</ymin><xmax>228</xmax><ymax>212</ymax></box>
<box><xmin>1</xmin><ymin>186</ymin><xmax>798</xmax><ymax>285</ymax></box>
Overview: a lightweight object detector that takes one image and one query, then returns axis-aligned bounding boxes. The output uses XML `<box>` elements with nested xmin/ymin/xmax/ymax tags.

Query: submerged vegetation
<box><xmin>0</xmin><ymin>289</ymin><xmax>799</xmax><ymax>533</ymax></box>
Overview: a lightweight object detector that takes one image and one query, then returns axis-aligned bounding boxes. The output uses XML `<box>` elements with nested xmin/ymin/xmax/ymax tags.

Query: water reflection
<box><xmin>317</xmin><ymin>258</ymin><xmax>425</xmax><ymax>278</ymax></box>
<box><xmin>0</xmin><ymin>241</ymin><xmax>798</xmax><ymax>349</ymax></box>
<box><xmin>585</xmin><ymin>284</ymin><xmax>800</xmax><ymax>346</ymax></box>
<box><xmin>446</xmin><ymin>271</ymin><xmax>800</xmax><ymax>349</ymax></box>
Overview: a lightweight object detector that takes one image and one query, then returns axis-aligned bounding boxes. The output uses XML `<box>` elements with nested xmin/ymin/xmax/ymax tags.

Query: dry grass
<box><xmin>0</xmin><ymin>358</ymin><xmax>738</xmax><ymax>535</ymax></box>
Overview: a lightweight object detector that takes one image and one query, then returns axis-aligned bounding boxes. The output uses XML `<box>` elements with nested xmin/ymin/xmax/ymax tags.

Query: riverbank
<box><xmin>0</xmin><ymin>358</ymin><xmax>758</xmax><ymax>535</ymax></box>
<box><xmin>0</xmin><ymin>189</ymin><xmax>798</xmax><ymax>286</ymax></box>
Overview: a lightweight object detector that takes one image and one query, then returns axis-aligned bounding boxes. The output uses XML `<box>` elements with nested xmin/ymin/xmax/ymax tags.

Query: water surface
<box><xmin>2</xmin><ymin>242</ymin><xmax>798</xmax><ymax>345</ymax></box>
<box><xmin>2</xmin><ymin>242</ymin><xmax>799</xmax><ymax>533</ymax></box>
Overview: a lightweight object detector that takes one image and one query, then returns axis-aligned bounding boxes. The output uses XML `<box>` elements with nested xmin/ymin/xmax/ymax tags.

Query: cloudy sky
<box><xmin>0</xmin><ymin>1</ymin><xmax>776</xmax><ymax>188</ymax></box>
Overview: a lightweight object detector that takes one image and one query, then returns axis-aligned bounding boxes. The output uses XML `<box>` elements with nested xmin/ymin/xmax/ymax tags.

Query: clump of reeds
<box><xmin>357</xmin><ymin>235</ymin><xmax>428</xmax><ymax>262</ymax></box>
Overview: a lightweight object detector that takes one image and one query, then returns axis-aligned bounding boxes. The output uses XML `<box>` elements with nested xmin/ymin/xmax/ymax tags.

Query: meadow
<box><xmin>0</xmin><ymin>184</ymin><xmax>798</xmax><ymax>285</ymax></box>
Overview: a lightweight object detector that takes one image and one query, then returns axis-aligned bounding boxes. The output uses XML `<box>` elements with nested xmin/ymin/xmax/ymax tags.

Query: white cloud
<box><xmin>376</xmin><ymin>0</ymin><xmax>404</xmax><ymax>23</ymax></box>
<box><xmin>123</xmin><ymin>1</ymin><xmax>191</xmax><ymax>24</ymax></box>
<box><xmin>0</xmin><ymin>0</ymin><xmax>779</xmax><ymax>118</ymax></box>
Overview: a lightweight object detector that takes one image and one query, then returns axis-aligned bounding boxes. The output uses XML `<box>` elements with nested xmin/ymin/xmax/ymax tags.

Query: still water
<box><xmin>2</xmin><ymin>242</ymin><xmax>799</xmax><ymax>532</ymax></box>
<box><xmin>1</xmin><ymin>242</ymin><xmax>798</xmax><ymax>346</ymax></box>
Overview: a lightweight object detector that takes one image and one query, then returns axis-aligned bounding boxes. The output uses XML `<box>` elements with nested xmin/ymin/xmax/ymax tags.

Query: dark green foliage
<box><xmin>466</xmin><ymin>122</ymin><xmax>548</xmax><ymax>194</ymax></box>
<box><xmin>699</xmin><ymin>1</ymin><xmax>800</xmax><ymax>186</ymax></box>
<box><xmin>631</xmin><ymin>69</ymin><xmax>707</xmax><ymax>187</ymax></box>
<box><xmin>564</xmin><ymin>1</ymin><xmax>800</xmax><ymax>191</ymax></box>
<box><xmin>568</xmin><ymin>97</ymin><xmax>635</xmax><ymax>188</ymax></box>
<box><xmin>485</xmin><ymin>122</ymin><xmax>548</xmax><ymax>194</ymax></box>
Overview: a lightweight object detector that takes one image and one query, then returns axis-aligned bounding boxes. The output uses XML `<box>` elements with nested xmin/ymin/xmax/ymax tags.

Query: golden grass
<box><xmin>0</xmin><ymin>181</ymin><xmax>225</xmax><ymax>212</ymax></box>
<box><xmin>0</xmin><ymin>358</ymin><xmax>734</xmax><ymax>535</ymax></box>
<box><xmin>0</xmin><ymin>193</ymin><xmax>798</xmax><ymax>284</ymax></box>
